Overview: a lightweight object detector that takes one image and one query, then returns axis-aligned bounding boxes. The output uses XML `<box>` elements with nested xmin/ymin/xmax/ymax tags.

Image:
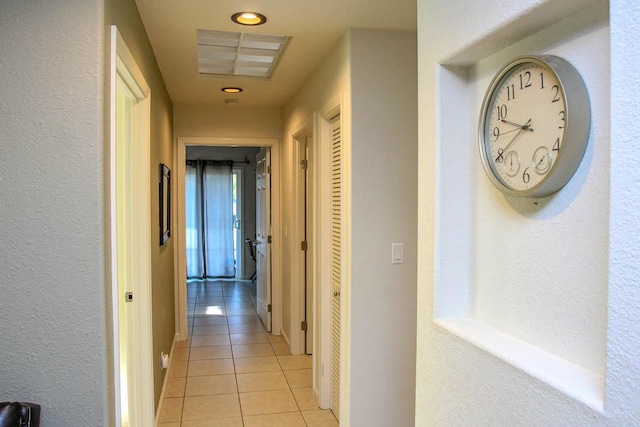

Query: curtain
<box><xmin>202</xmin><ymin>163</ymin><xmax>234</xmax><ymax>277</ymax></box>
<box><xmin>185</xmin><ymin>162</ymin><xmax>203</xmax><ymax>278</ymax></box>
<box><xmin>185</xmin><ymin>160</ymin><xmax>235</xmax><ymax>278</ymax></box>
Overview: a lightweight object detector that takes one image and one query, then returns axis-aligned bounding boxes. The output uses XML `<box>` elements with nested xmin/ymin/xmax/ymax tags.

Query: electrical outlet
<box><xmin>161</xmin><ymin>352</ymin><xmax>169</xmax><ymax>370</ymax></box>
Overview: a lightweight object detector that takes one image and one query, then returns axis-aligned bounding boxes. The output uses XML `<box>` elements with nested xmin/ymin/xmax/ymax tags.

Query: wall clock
<box><xmin>478</xmin><ymin>55</ymin><xmax>591</xmax><ymax>198</ymax></box>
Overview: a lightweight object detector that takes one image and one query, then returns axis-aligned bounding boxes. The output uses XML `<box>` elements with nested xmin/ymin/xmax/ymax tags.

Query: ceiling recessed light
<box><xmin>231</xmin><ymin>11</ymin><xmax>267</xmax><ymax>26</ymax></box>
<box><xmin>222</xmin><ymin>87</ymin><xmax>243</xmax><ymax>94</ymax></box>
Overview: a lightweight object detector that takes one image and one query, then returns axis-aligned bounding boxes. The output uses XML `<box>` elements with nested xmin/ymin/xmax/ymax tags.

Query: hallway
<box><xmin>158</xmin><ymin>279</ymin><xmax>338</xmax><ymax>426</ymax></box>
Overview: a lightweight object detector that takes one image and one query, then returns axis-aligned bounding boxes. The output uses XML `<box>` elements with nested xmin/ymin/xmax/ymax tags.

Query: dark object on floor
<box><xmin>0</xmin><ymin>402</ymin><xmax>41</xmax><ymax>427</ymax></box>
<box><xmin>245</xmin><ymin>237</ymin><xmax>257</xmax><ymax>282</ymax></box>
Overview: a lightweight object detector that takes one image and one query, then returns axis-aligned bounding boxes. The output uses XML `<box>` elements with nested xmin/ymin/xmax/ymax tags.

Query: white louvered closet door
<box><xmin>330</xmin><ymin>115</ymin><xmax>342</xmax><ymax>421</ymax></box>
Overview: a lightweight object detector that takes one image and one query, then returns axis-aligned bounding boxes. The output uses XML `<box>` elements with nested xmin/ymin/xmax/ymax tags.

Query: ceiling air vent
<box><xmin>197</xmin><ymin>29</ymin><xmax>289</xmax><ymax>78</ymax></box>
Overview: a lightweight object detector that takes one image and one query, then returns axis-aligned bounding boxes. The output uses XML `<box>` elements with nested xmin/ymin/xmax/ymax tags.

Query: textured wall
<box><xmin>605</xmin><ymin>0</ymin><xmax>640</xmax><ymax>423</ymax></box>
<box><xmin>0</xmin><ymin>1</ymin><xmax>110</xmax><ymax>425</ymax></box>
<box><xmin>417</xmin><ymin>0</ymin><xmax>640</xmax><ymax>425</ymax></box>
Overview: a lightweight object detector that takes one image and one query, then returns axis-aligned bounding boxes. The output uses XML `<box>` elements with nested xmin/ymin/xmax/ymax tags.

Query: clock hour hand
<box><xmin>501</xmin><ymin>119</ymin><xmax>534</xmax><ymax>131</ymax></box>
<box><xmin>498</xmin><ymin>118</ymin><xmax>532</xmax><ymax>158</ymax></box>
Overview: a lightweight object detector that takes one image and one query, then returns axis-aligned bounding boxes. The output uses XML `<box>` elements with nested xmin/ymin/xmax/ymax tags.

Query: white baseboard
<box><xmin>154</xmin><ymin>334</ymin><xmax>179</xmax><ymax>426</ymax></box>
<box><xmin>281</xmin><ymin>328</ymin><xmax>291</xmax><ymax>351</ymax></box>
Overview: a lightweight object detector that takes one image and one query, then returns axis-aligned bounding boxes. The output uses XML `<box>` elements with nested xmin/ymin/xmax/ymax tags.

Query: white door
<box><xmin>115</xmin><ymin>73</ymin><xmax>137</xmax><ymax>427</ymax></box>
<box><xmin>256</xmin><ymin>149</ymin><xmax>272</xmax><ymax>331</ymax></box>
<box><xmin>111</xmin><ymin>26</ymin><xmax>154</xmax><ymax>427</ymax></box>
<box><xmin>330</xmin><ymin>115</ymin><xmax>342</xmax><ymax>420</ymax></box>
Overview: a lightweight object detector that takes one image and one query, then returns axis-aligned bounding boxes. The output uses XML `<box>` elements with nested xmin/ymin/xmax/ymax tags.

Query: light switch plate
<box><xmin>392</xmin><ymin>243</ymin><xmax>404</xmax><ymax>264</ymax></box>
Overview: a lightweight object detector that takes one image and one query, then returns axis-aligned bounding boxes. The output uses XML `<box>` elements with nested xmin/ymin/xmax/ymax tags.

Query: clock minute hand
<box><xmin>500</xmin><ymin>118</ymin><xmax>532</xmax><ymax>155</ymax></box>
<box><xmin>501</xmin><ymin>119</ymin><xmax>534</xmax><ymax>131</ymax></box>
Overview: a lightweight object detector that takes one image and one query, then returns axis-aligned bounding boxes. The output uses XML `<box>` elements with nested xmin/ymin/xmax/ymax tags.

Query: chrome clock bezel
<box><xmin>477</xmin><ymin>55</ymin><xmax>591</xmax><ymax>198</ymax></box>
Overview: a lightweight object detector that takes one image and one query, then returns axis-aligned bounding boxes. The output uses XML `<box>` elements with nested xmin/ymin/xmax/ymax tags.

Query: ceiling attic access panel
<box><xmin>197</xmin><ymin>29</ymin><xmax>289</xmax><ymax>78</ymax></box>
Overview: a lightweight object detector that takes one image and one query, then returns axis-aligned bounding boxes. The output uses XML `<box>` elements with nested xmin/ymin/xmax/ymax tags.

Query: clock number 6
<box><xmin>523</xmin><ymin>167</ymin><xmax>530</xmax><ymax>184</ymax></box>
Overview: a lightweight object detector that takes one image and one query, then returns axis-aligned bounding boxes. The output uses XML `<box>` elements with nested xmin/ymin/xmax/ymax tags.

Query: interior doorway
<box><xmin>109</xmin><ymin>26</ymin><xmax>155</xmax><ymax>426</ymax></box>
<box><xmin>301</xmin><ymin>137</ymin><xmax>313</xmax><ymax>354</ymax></box>
<box><xmin>175</xmin><ymin>137</ymin><xmax>282</xmax><ymax>342</ymax></box>
<box><xmin>291</xmin><ymin>129</ymin><xmax>315</xmax><ymax>356</ymax></box>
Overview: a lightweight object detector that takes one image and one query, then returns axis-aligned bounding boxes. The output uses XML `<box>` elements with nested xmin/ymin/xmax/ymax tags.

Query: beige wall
<box><xmin>281</xmin><ymin>36</ymin><xmax>350</xmax><ymax>350</ymax></box>
<box><xmin>347</xmin><ymin>29</ymin><xmax>417</xmax><ymax>426</ymax></box>
<box><xmin>174</xmin><ymin>106</ymin><xmax>281</xmax><ymax>139</ymax></box>
<box><xmin>282</xmin><ymin>30</ymin><xmax>418</xmax><ymax>425</ymax></box>
<box><xmin>106</xmin><ymin>0</ymin><xmax>175</xmax><ymax>410</ymax></box>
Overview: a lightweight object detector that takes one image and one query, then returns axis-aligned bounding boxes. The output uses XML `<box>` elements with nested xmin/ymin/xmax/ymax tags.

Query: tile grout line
<box><xmin>179</xmin><ymin>279</ymin><xmax>320</xmax><ymax>426</ymax></box>
<box><xmin>250</xmin><ymin>280</ymin><xmax>312</xmax><ymax>426</ymax></box>
<box><xmin>180</xmin><ymin>280</ymin><xmax>197</xmax><ymax>424</ymax></box>
<box><xmin>225</xmin><ymin>280</ymin><xmax>247</xmax><ymax>426</ymax></box>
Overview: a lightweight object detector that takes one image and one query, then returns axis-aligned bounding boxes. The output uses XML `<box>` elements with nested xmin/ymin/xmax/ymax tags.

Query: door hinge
<box><xmin>301</xmin><ymin>159</ymin><xmax>308</xmax><ymax>170</ymax></box>
<box><xmin>267</xmin><ymin>165</ymin><xmax>271</xmax><ymax>174</ymax></box>
<box><xmin>301</xmin><ymin>241</ymin><xmax>308</xmax><ymax>251</ymax></box>
<box><xmin>267</xmin><ymin>304</ymin><xmax>272</xmax><ymax>313</ymax></box>
<box><xmin>267</xmin><ymin>235</ymin><xmax>272</xmax><ymax>244</ymax></box>
<box><xmin>301</xmin><ymin>321</ymin><xmax>308</xmax><ymax>331</ymax></box>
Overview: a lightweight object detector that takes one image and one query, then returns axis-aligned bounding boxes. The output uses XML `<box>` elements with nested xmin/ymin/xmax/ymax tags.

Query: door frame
<box><xmin>255</xmin><ymin>148</ymin><xmax>272</xmax><ymax>330</ymax></box>
<box><xmin>314</xmin><ymin>94</ymin><xmax>350</xmax><ymax>419</ymax></box>
<box><xmin>175</xmin><ymin>137</ymin><xmax>282</xmax><ymax>340</ymax></box>
<box><xmin>291</xmin><ymin>117</ymin><xmax>315</xmax><ymax>355</ymax></box>
<box><xmin>232</xmin><ymin>166</ymin><xmax>244</xmax><ymax>278</ymax></box>
<box><xmin>109</xmin><ymin>25</ymin><xmax>155</xmax><ymax>426</ymax></box>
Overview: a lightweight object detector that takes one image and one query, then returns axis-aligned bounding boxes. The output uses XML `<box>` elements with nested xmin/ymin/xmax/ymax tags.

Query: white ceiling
<box><xmin>134</xmin><ymin>0</ymin><xmax>417</xmax><ymax>108</ymax></box>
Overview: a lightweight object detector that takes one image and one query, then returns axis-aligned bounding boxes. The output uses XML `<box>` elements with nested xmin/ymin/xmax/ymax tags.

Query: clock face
<box><xmin>481</xmin><ymin>59</ymin><xmax>567</xmax><ymax>193</ymax></box>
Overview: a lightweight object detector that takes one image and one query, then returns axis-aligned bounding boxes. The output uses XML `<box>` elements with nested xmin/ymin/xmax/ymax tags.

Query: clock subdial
<box><xmin>501</xmin><ymin>150</ymin><xmax>520</xmax><ymax>177</ymax></box>
<box><xmin>532</xmin><ymin>146</ymin><xmax>552</xmax><ymax>174</ymax></box>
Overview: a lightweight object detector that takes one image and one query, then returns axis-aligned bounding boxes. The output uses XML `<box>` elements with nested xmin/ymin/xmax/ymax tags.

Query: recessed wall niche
<box><xmin>432</xmin><ymin>1</ymin><xmax>609</xmax><ymax>411</ymax></box>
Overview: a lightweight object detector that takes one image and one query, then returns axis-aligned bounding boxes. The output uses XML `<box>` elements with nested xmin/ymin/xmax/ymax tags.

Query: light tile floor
<box><xmin>158</xmin><ymin>279</ymin><xmax>339</xmax><ymax>427</ymax></box>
